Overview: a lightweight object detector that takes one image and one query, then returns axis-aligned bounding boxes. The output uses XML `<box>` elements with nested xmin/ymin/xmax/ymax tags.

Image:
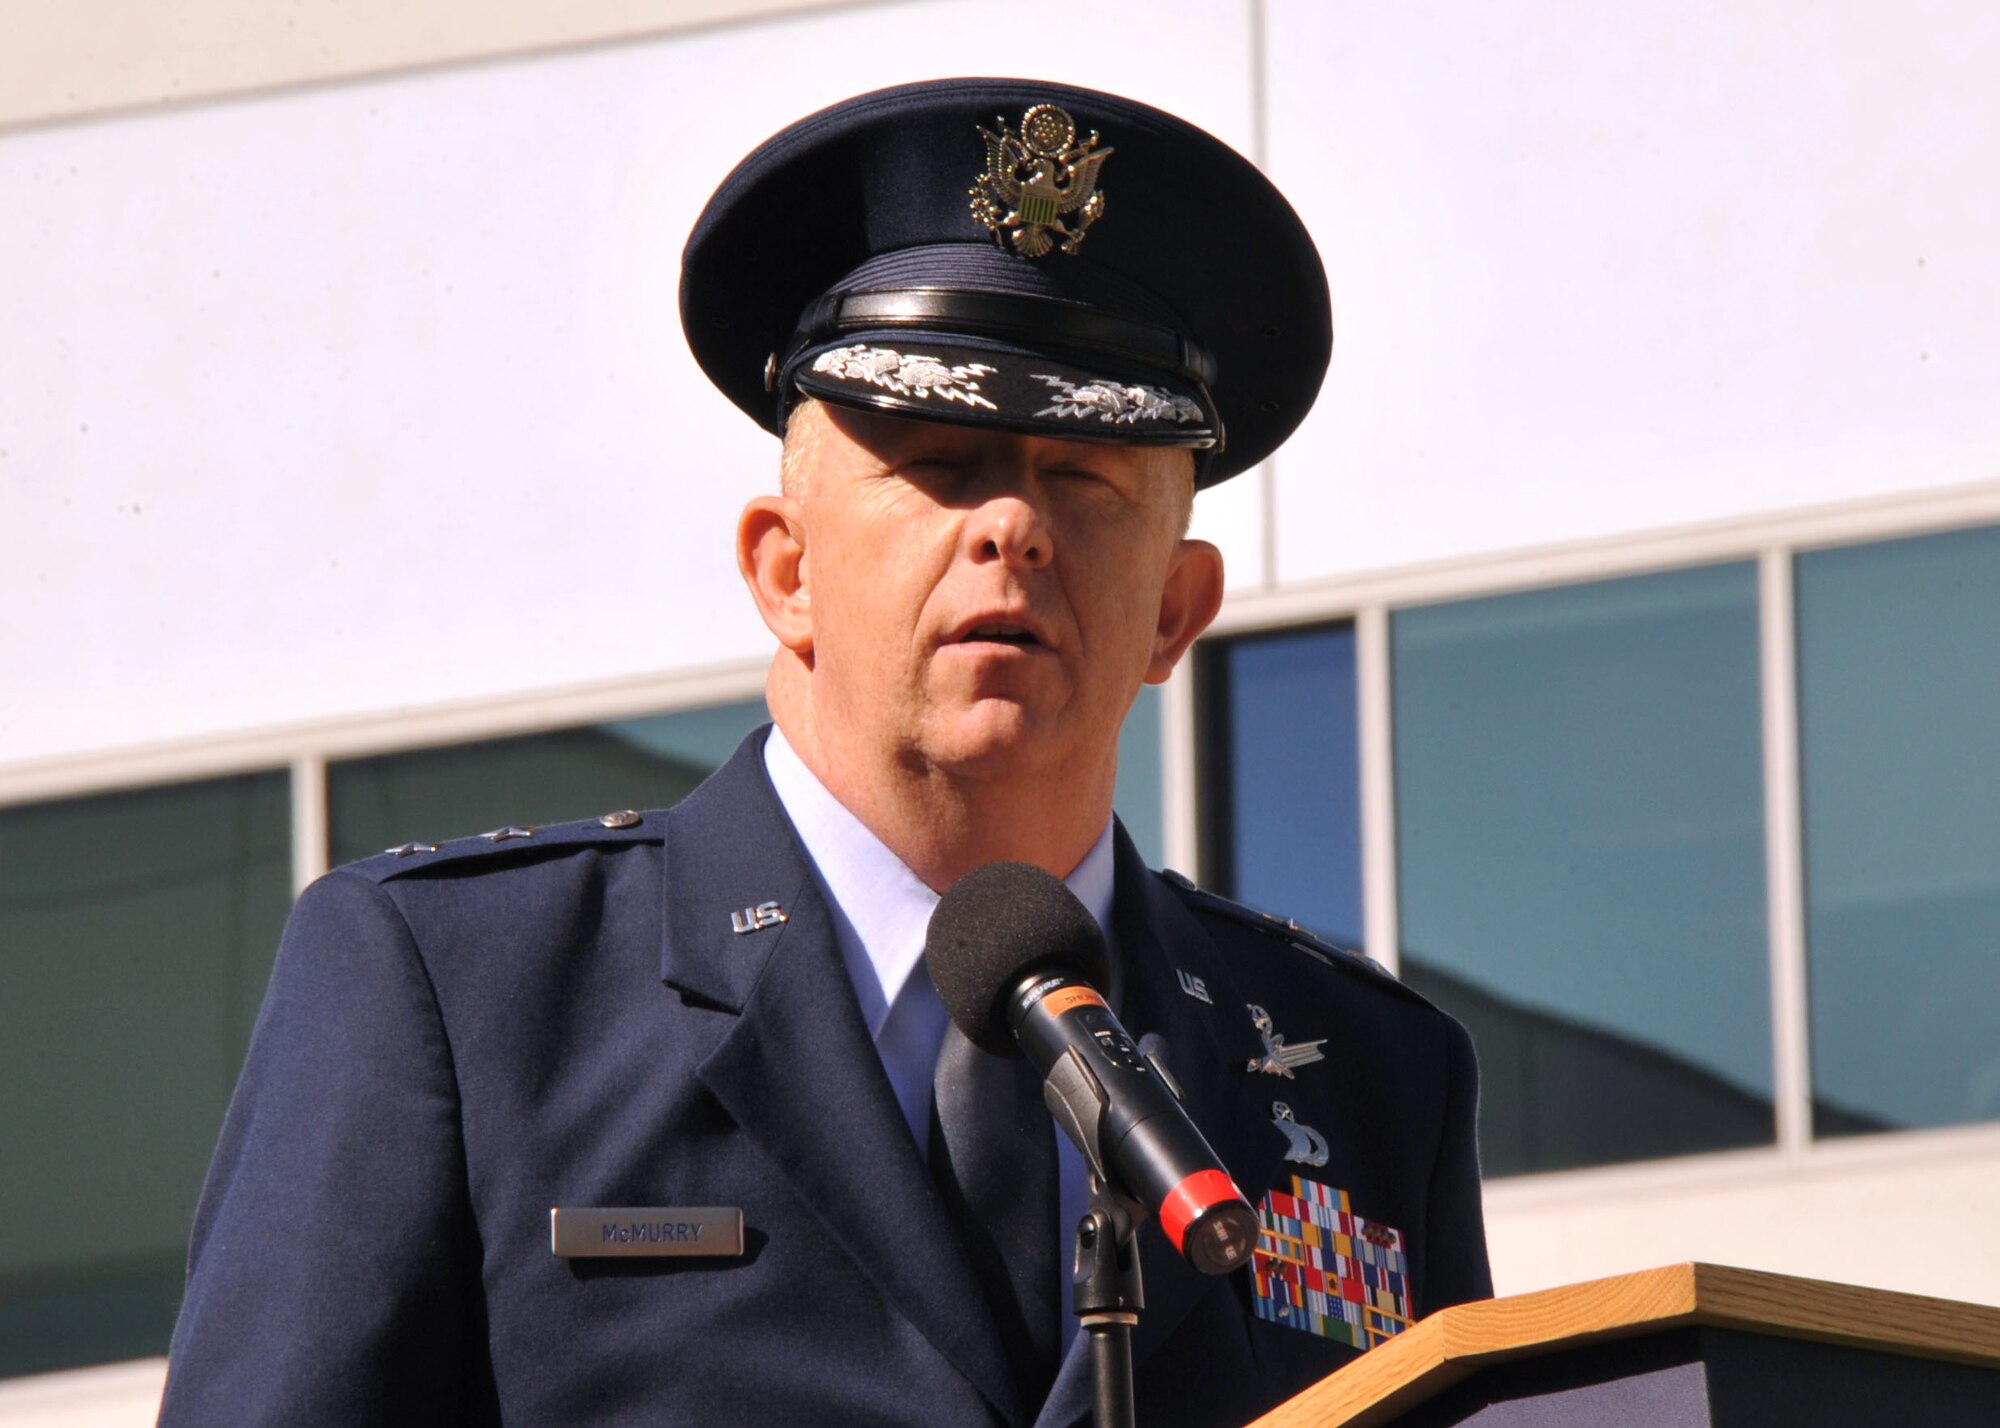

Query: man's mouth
<box><xmin>959</xmin><ymin>622</ymin><xmax>1042</xmax><ymax>647</ymax></box>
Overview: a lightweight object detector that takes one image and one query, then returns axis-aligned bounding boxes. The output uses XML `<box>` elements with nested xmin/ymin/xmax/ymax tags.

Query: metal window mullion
<box><xmin>1161</xmin><ymin>658</ymin><xmax>1203</xmax><ymax>881</ymax></box>
<box><xmin>291</xmin><ymin>753</ymin><xmax>329</xmax><ymax>895</ymax></box>
<box><xmin>1356</xmin><ymin>604</ymin><xmax>1400</xmax><ymax>975</ymax></box>
<box><xmin>1247</xmin><ymin>0</ymin><xmax>1280</xmax><ymax>596</ymax></box>
<box><xmin>1759</xmin><ymin>548</ymin><xmax>1813</xmax><ymax>1157</ymax></box>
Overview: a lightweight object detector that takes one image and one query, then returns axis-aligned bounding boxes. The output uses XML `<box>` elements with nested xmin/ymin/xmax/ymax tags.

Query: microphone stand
<box><xmin>1072</xmin><ymin>1176</ymin><xmax>1145</xmax><ymax>1428</ymax></box>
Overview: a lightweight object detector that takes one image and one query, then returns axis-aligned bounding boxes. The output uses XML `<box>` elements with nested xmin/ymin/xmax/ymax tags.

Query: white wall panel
<box><xmin>21</xmin><ymin>1</ymin><xmax>1996</xmax><ymax>764</ymax></box>
<box><xmin>0</xmin><ymin>0</ymin><xmax>867</xmax><ymax>131</ymax></box>
<box><xmin>0</xmin><ymin>0</ymin><xmax>1258</xmax><ymax>767</ymax></box>
<box><xmin>1486</xmin><ymin>1132</ymin><xmax>2000</xmax><ymax>1307</ymax></box>
<box><xmin>1263</xmin><ymin>0</ymin><xmax>2000</xmax><ymax>583</ymax></box>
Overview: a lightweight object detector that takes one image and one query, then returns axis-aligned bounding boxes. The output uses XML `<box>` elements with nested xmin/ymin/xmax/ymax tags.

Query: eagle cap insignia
<box><xmin>969</xmin><ymin>103</ymin><xmax>1113</xmax><ymax>259</ymax></box>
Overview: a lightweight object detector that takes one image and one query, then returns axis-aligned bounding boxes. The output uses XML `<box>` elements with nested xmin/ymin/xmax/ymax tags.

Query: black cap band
<box><xmin>791</xmin><ymin>288</ymin><xmax>1219</xmax><ymax>391</ymax></box>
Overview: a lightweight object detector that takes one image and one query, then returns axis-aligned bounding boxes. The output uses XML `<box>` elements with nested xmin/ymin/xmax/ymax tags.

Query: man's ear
<box><xmin>737</xmin><ymin>495</ymin><xmax>813</xmax><ymax>656</ymax></box>
<box><xmin>1145</xmin><ymin>537</ymin><xmax>1226</xmax><ymax>683</ymax></box>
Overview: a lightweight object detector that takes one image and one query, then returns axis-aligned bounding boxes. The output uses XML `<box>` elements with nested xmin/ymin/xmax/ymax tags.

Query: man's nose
<box><xmin>962</xmin><ymin>484</ymin><xmax>1053</xmax><ymax>570</ymax></box>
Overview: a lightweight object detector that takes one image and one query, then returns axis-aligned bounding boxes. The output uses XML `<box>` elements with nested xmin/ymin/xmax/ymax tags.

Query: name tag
<box><xmin>551</xmin><ymin>1206</ymin><xmax>745</xmax><ymax>1258</ymax></box>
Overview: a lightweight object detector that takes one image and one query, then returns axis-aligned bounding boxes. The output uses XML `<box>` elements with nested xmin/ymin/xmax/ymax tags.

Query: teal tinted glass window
<box><xmin>1797</xmin><ymin>524</ymin><xmax>2000</xmax><ymax>1137</ymax></box>
<box><xmin>1115</xmin><ymin>685</ymin><xmax>1167</xmax><ymax>868</ymax></box>
<box><xmin>331</xmin><ymin>694</ymin><xmax>1167</xmax><ymax>870</ymax></box>
<box><xmin>0</xmin><ymin>773</ymin><xmax>291</xmax><ymax>1376</ymax></box>
<box><xmin>1199</xmin><ymin>625</ymin><xmax>1363</xmax><ymax>943</ymax></box>
<box><xmin>1393</xmin><ymin>565</ymin><xmax>1771</xmax><ymax>1175</ymax></box>
<box><xmin>328</xmin><ymin>702</ymin><xmax>772</xmax><ymax>863</ymax></box>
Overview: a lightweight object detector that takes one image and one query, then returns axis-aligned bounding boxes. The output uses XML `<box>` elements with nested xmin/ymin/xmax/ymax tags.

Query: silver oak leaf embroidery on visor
<box><xmin>1031</xmin><ymin>373</ymin><xmax>1205</xmax><ymax>425</ymax></box>
<box><xmin>810</xmin><ymin>345</ymin><xmax>998</xmax><ymax>409</ymax></box>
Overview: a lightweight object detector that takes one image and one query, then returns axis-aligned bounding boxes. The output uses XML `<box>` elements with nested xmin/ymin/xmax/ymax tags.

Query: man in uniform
<box><xmin>162</xmin><ymin>78</ymin><xmax>1489</xmax><ymax>1427</ymax></box>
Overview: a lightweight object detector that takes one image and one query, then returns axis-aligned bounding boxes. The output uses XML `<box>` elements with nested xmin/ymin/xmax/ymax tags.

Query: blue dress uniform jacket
<box><xmin>162</xmin><ymin>729</ymin><xmax>1489</xmax><ymax>1427</ymax></box>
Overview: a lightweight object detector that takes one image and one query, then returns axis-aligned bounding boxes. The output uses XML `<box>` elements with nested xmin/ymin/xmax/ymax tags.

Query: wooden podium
<box><xmin>1249</xmin><ymin>1263</ymin><xmax>2000</xmax><ymax>1427</ymax></box>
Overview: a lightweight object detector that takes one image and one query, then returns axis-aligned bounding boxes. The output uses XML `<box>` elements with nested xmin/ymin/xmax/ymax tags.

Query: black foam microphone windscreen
<box><xmin>925</xmin><ymin>860</ymin><xmax>1114</xmax><ymax>1056</ymax></box>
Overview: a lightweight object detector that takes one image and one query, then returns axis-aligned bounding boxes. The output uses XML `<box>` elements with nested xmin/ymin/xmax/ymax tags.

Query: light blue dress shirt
<box><xmin>763</xmin><ymin>726</ymin><xmax>1116</xmax><ymax>1352</ymax></box>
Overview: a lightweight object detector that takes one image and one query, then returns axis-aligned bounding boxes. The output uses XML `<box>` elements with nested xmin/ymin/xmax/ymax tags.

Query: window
<box><xmin>1115</xmin><ymin>685</ymin><xmax>1167</xmax><ymax>868</ymax></box>
<box><xmin>328</xmin><ymin>693</ymin><xmax>1166</xmax><ymax>868</ymax></box>
<box><xmin>16</xmin><ymin>513</ymin><xmax>1992</xmax><ymax>1392</ymax></box>
<box><xmin>1393</xmin><ymin>563</ymin><xmax>1772</xmax><ymax>1175</ymax></box>
<box><xmin>0</xmin><ymin>774</ymin><xmax>291</xmax><ymax>1376</ymax></box>
<box><xmin>1797</xmin><ymin>525</ymin><xmax>2000</xmax><ymax>1137</ymax></box>
<box><xmin>1198</xmin><ymin>624</ymin><xmax>1363</xmax><ymax>944</ymax></box>
<box><xmin>329</xmin><ymin>702</ymin><xmax>771</xmax><ymax>864</ymax></box>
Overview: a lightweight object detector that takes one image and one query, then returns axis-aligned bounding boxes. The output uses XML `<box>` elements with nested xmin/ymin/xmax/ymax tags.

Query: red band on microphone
<box><xmin>1158</xmin><ymin>1168</ymin><xmax>1244</xmax><ymax>1253</ymax></box>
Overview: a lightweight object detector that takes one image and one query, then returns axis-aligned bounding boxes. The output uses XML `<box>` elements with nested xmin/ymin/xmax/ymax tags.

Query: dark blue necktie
<box><xmin>929</xmin><ymin>1023</ymin><xmax>1061</xmax><ymax>1422</ymax></box>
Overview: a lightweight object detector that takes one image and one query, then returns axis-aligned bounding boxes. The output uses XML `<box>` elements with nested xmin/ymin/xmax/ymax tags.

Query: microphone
<box><xmin>925</xmin><ymin>862</ymin><xmax>1260</xmax><ymax>1276</ymax></box>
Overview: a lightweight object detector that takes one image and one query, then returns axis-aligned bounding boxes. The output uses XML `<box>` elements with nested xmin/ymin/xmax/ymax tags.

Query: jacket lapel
<box><xmin>1120</xmin><ymin>856</ymin><xmax>1294</xmax><ymax>1349</ymax></box>
<box><xmin>1037</xmin><ymin>828</ymin><xmax>1293</xmax><ymax>1428</ymax></box>
<box><xmin>660</xmin><ymin>732</ymin><xmax>1019</xmax><ymax>1423</ymax></box>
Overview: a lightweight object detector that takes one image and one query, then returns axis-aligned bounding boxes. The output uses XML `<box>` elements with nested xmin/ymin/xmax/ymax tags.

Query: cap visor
<box><xmin>793</xmin><ymin>336</ymin><xmax>1218</xmax><ymax>448</ymax></box>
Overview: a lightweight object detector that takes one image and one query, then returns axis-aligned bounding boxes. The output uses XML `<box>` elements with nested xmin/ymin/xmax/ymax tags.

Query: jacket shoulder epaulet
<box><xmin>1159</xmin><ymin>867</ymin><xmax>1409</xmax><ymax>992</ymax></box>
<box><xmin>343</xmin><ymin>807</ymin><xmax>666</xmax><ymax>884</ymax></box>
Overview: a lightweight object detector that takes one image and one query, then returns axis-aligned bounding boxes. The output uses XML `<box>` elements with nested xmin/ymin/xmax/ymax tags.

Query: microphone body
<box><xmin>1003</xmin><ymin>966</ymin><xmax>1257</xmax><ymax>1276</ymax></box>
<box><xmin>925</xmin><ymin>861</ymin><xmax>1259</xmax><ymax>1276</ymax></box>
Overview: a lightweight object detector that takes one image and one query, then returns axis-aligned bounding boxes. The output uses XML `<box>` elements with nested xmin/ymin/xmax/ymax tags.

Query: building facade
<box><xmin>4</xmin><ymin>0</ymin><xmax>1998</xmax><ymax>1418</ymax></box>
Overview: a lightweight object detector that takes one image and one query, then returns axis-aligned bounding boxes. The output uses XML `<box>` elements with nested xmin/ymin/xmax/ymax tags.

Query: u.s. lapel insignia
<box><xmin>969</xmin><ymin>103</ymin><xmax>1113</xmax><ymax>258</ymax></box>
<box><xmin>1271</xmin><ymin>1101</ymin><xmax>1329</xmax><ymax>1167</ymax></box>
<box><xmin>1176</xmin><ymin>968</ymin><xmax>1213</xmax><ymax>1004</ymax></box>
<box><xmin>1246</xmin><ymin>1003</ymin><xmax>1327</xmax><ymax>1077</ymax></box>
<box><xmin>730</xmin><ymin>900</ymin><xmax>787</xmax><ymax>935</ymax></box>
<box><xmin>1252</xmin><ymin>1176</ymin><xmax>1413</xmax><ymax>1349</ymax></box>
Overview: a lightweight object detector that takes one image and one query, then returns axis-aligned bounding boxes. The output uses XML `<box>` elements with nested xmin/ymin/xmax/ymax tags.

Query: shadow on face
<box><xmin>789</xmin><ymin>397</ymin><xmax>1197</xmax><ymax>535</ymax></box>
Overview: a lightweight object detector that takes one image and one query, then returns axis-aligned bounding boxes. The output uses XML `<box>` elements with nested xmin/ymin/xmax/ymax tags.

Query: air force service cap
<box><xmin>681</xmin><ymin>78</ymin><xmax>1332</xmax><ymax>487</ymax></box>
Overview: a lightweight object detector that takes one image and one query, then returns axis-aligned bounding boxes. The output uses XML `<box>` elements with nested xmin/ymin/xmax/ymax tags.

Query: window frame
<box><xmin>5</xmin><ymin>481</ymin><xmax>2000</xmax><ymax>1197</ymax></box>
<box><xmin>1190</xmin><ymin>480</ymin><xmax>2000</xmax><ymax>1183</ymax></box>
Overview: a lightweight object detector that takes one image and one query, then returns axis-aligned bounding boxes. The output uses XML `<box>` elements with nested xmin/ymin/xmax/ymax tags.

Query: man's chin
<box><xmin>910</xmin><ymin>704</ymin><xmax>1068</xmax><ymax>780</ymax></box>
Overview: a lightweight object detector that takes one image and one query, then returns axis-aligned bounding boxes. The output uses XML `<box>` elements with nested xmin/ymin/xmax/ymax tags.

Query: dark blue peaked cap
<box><xmin>681</xmin><ymin>78</ymin><xmax>1332</xmax><ymax>487</ymax></box>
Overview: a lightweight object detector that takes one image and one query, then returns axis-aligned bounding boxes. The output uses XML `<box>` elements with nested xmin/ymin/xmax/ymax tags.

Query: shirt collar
<box><xmin>763</xmin><ymin>724</ymin><xmax>1117</xmax><ymax>1036</ymax></box>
